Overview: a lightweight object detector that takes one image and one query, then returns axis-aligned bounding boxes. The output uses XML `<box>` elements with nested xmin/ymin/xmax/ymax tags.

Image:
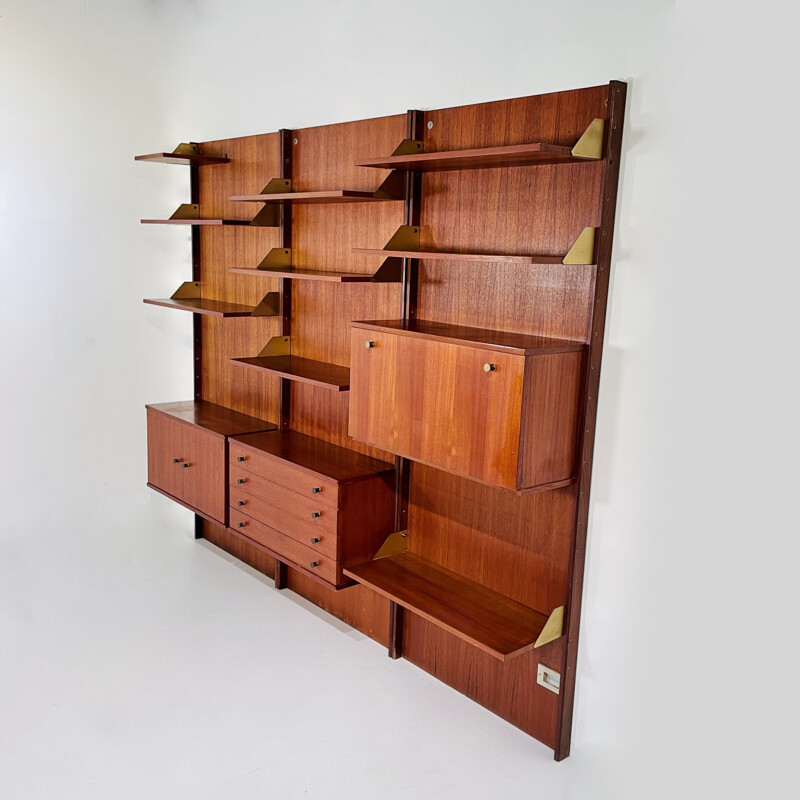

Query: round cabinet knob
<box><xmin>365</xmin><ymin>340</ymin><xmax>375</xmax><ymax>349</ymax></box>
<box><xmin>237</xmin><ymin>478</ymin><xmax>246</xmax><ymax>485</ymax></box>
<box><xmin>310</xmin><ymin>537</ymin><xmax>321</xmax><ymax>544</ymax></box>
<box><xmin>182</xmin><ymin>463</ymin><xmax>191</xmax><ymax>468</ymax></box>
<box><xmin>483</xmin><ymin>363</ymin><xmax>496</xmax><ymax>373</ymax></box>
<box><xmin>172</xmin><ymin>458</ymin><xmax>181</xmax><ymax>464</ymax></box>
<box><xmin>237</xmin><ymin>521</ymin><xmax>247</xmax><ymax>528</ymax></box>
<box><xmin>237</xmin><ymin>456</ymin><xmax>246</xmax><ymax>462</ymax></box>
<box><xmin>309</xmin><ymin>561</ymin><xmax>320</xmax><ymax>568</ymax></box>
<box><xmin>311</xmin><ymin>487</ymin><xmax>321</xmax><ymax>494</ymax></box>
<box><xmin>237</xmin><ymin>500</ymin><xmax>246</xmax><ymax>507</ymax></box>
<box><xmin>310</xmin><ymin>511</ymin><xmax>321</xmax><ymax>519</ymax></box>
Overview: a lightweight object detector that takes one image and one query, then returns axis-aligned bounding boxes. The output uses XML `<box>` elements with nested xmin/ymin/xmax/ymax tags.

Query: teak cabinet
<box><xmin>348</xmin><ymin>320</ymin><xmax>585</xmax><ymax>492</ymax></box>
<box><xmin>139</xmin><ymin>81</ymin><xmax>626</xmax><ymax>760</ymax></box>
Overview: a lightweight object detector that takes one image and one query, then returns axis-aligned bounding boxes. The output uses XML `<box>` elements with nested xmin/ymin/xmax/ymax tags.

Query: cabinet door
<box><xmin>147</xmin><ymin>407</ymin><xmax>186</xmax><ymax>501</ymax></box>
<box><xmin>349</xmin><ymin>331</ymin><xmax>525</xmax><ymax>489</ymax></box>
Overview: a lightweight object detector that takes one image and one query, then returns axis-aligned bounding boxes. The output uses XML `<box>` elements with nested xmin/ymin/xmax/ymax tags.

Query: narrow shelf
<box><xmin>351</xmin><ymin>319</ymin><xmax>585</xmax><ymax>356</ymax></box>
<box><xmin>230</xmin><ymin>355</ymin><xmax>350</xmax><ymax>391</ymax></box>
<box><xmin>228</xmin><ymin>266</ymin><xmax>382</xmax><ymax>283</ymax></box>
<box><xmin>230</xmin><ymin>429</ymin><xmax>394</xmax><ymax>484</ymax></box>
<box><xmin>353</xmin><ymin>247</ymin><xmax>562</xmax><ymax>265</ymax></box>
<box><xmin>135</xmin><ymin>152</ymin><xmax>229</xmax><ymax>166</ymax></box>
<box><xmin>355</xmin><ymin>142</ymin><xmax>592</xmax><ymax>172</ymax></box>
<box><xmin>343</xmin><ymin>552</ymin><xmax>556</xmax><ymax>660</ymax></box>
<box><xmin>143</xmin><ymin>297</ymin><xmax>256</xmax><ymax>317</ymax></box>
<box><xmin>146</xmin><ymin>400</ymin><xmax>276</xmax><ymax>438</ymax></box>
<box><xmin>229</xmin><ymin>190</ymin><xmax>396</xmax><ymax>204</ymax></box>
<box><xmin>141</xmin><ymin>218</ymin><xmax>249</xmax><ymax>226</ymax></box>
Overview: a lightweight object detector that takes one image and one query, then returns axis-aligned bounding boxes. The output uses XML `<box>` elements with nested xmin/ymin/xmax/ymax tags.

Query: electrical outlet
<box><xmin>537</xmin><ymin>663</ymin><xmax>561</xmax><ymax>694</ymax></box>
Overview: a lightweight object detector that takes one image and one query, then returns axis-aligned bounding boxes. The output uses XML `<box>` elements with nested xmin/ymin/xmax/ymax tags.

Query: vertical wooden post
<box><xmin>190</xmin><ymin>163</ymin><xmax>204</xmax><ymax>540</ymax></box>
<box><xmin>388</xmin><ymin>601</ymin><xmax>405</xmax><ymax>659</ymax></box>
<box><xmin>554</xmin><ymin>80</ymin><xmax>627</xmax><ymax>761</ymax></box>
<box><xmin>274</xmin><ymin>560</ymin><xmax>288</xmax><ymax>590</ymax></box>
<box><xmin>278</xmin><ymin>129</ymin><xmax>293</xmax><ymax>432</ymax></box>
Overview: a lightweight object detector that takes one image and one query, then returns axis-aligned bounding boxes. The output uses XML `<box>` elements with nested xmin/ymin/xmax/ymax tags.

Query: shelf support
<box><xmin>249</xmin><ymin>178</ymin><xmax>291</xmax><ymax>227</ymax></box>
<box><xmin>257</xmin><ymin>335</ymin><xmax>290</xmax><ymax>357</ymax></box>
<box><xmin>251</xmin><ymin>292</ymin><xmax>281</xmax><ymax>317</ymax></box>
<box><xmin>388</xmin><ymin>601</ymin><xmax>405</xmax><ymax>659</ymax></box>
<box><xmin>172</xmin><ymin>142</ymin><xmax>201</xmax><ymax>156</ymax></box>
<box><xmin>571</xmin><ymin>118</ymin><xmax>605</xmax><ymax>160</ymax></box>
<box><xmin>370</xmin><ymin>225</ymin><xmax>420</xmax><ymax>282</ymax></box>
<box><xmin>171</xmin><ymin>281</ymin><xmax>201</xmax><ymax>299</ymax></box>
<box><xmin>562</xmin><ymin>227</ymin><xmax>597</xmax><ymax>265</ymax></box>
<box><xmin>274</xmin><ymin>559</ymin><xmax>288</xmax><ymax>590</ymax></box>
<box><xmin>374</xmin><ymin>530</ymin><xmax>409</xmax><ymax>559</ymax></box>
<box><xmin>256</xmin><ymin>248</ymin><xmax>292</xmax><ymax>270</ymax></box>
<box><xmin>372</xmin><ymin>170</ymin><xmax>406</xmax><ymax>200</ymax></box>
<box><xmin>534</xmin><ymin>605</ymin><xmax>565</xmax><ymax>648</ymax></box>
<box><xmin>169</xmin><ymin>204</ymin><xmax>201</xmax><ymax>221</ymax></box>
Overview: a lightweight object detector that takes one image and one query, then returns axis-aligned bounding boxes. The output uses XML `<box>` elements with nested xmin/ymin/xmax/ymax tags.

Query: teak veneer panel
<box><xmin>344</xmin><ymin>552</ymin><xmax>551</xmax><ymax>660</ymax></box>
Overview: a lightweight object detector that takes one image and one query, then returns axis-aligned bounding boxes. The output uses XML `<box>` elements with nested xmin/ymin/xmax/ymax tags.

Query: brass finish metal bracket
<box><xmin>374</xmin><ymin>530</ymin><xmax>409</xmax><ymax>559</ymax></box>
<box><xmin>169</xmin><ymin>204</ymin><xmax>201</xmax><ymax>221</ymax></box>
<box><xmin>257</xmin><ymin>335</ymin><xmax>290</xmax><ymax>357</ymax></box>
<box><xmin>370</xmin><ymin>225</ymin><xmax>420</xmax><ymax>282</ymax></box>
<box><xmin>256</xmin><ymin>248</ymin><xmax>292</xmax><ymax>270</ymax></box>
<box><xmin>373</xmin><ymin>170</ymin><xmax>406</xmax><ymax>200</ymax></box>
<box><xmin>251</xmin><ymin>292</ymin><xmax>281</xmax><ymax>316</ymax></box>
<box><xmin>562</xmin><ymin>227</ymin><xmax>597</xmax><ymax>265</ymax></box>
<box><xmin>534</xmin><ymin>605</ymin><xmax>565</xmax><ymax>648</ymax></box>
<box><xmin>250</xmin><ymin>179</ymin><xmax>291</xmax><ymax>227</ymax></box>
<box><xmin>392</xmin><ymin>139</ymin><xmax>423</xmax><ymax>156</ymax></box>
<box><xmin>171</xmin><ymin>281</ymin><xmax>201</xmax><ymax>299</ymax></box>
<box><xmin>571</xmin><ymin>118</ymin><xmax>605</xmax><ymax>160</ymax></box>
<box><xmin>172</xmin><ymin>142</ymin><xmax>201</xmax><ymax>156</ymax></box>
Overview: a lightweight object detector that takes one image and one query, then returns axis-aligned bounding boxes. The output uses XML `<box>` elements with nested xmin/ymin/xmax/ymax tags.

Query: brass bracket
<box><xmin>562</xmin><ymin>227</ymin><xmax>597</xmax><ymax>265</ymax></box>
<box><xmin>534</xmin><ymin>605</ymin><xmax>565</xmax><ymax>648</ymax></box>
<box><xmin>372</xmin><ymin>170</ymin><xmax>406</xmax><ymax>200</ymax></box>
<box><xmin>171</xmin><ymin>142</ymin><xmax>200</xmax><ymax>156</ymax></box>
<box><xmin>571</xmin><ymin>118</ymin><xmax>605</xmax><ymax>160</ymax></box>
<box><xmin>169</xmin><ymin>204</ymin><xmax>200</xmax><ymax>221</ymax></box>
<box><xmin>171</xmin><ymin>281</ymin><xmax>201</xmax><ymax>299</ymax></box>
<box><xmin>371</xmin><ymin>225</ymin><xmax>420</xmax><ymax>282</ymax></box>
<box><xmin>249</xmin><ymin>178</ymin><xmax>291</xmax><ymax>227</ymax></box>
<box><xmin>251</xmin><ymin>292</ymin><xmax>281</xmax><ymax>316</ymax></box>
<box><xmin>374</xmin><ymin>531</ymin><xmax>409</xmax><ymax>560</ymax></box>
<box><xmin>392</xmin><ymin>139</ymin><xmax>423</xmax><ymax>156</ymax></box>
<box><xmin>256</xmin><ymin>248</ymin><xmax>292</xmax><ymax>270</ymax></box>
<box><xmin>257</xmin><ymin>336</ymin><xmax>290</xmax><ymax>357</ymax></box>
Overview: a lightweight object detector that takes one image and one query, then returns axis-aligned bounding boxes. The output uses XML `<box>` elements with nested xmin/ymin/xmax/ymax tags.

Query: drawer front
<box><xmin>147</xmin><ymin>408</ymin><xmax>226</xmax><ymax>522</ymax></box>
<box><xmin>230</xmin><ymin>486</ymin><xmax>337</xmax><ymax>558</ymax></box>
<box><xmin>229</xmin><ymin>442</ymin><xmax>339</xmax><ymax>509</ymax></box>
<box><xmin>229</xmin><ymin>508</ymin><xmax>338</xmax><ymax>584</ymax></box>
<box><xmin>349</xmin><ymin>330</ymin><xmax>525</xmax><ymax>489</ymax></box>
<box><xmin>230</xmin><ymin>465</ymin><xmax>338</xmax><ymax>535</ymax></box>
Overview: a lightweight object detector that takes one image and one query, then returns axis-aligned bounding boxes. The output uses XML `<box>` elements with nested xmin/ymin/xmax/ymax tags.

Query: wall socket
<box><xmin>537</xmin><ymin>663</ymin><xmax>561</xmax><ymax>694</ymax></box>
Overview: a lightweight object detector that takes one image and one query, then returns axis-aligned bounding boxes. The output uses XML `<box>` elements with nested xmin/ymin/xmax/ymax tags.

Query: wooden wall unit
<box><xmin>139</xmin><ymin>81</ymin><xmax>626</xmax><ymax>760</ymax></box>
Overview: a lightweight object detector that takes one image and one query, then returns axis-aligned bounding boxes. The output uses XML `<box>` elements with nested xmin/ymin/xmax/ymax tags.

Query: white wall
<box><xmin>1</xmin><ymin>1</ymin><xmax>796</xmax><ymax>798</ymax></box>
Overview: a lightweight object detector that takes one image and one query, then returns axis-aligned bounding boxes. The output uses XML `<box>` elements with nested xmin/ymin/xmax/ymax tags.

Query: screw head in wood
<box><xmin>427</xmin><ymin>121</ymin><xmax>433</xmax><ymax>129</ymax></box>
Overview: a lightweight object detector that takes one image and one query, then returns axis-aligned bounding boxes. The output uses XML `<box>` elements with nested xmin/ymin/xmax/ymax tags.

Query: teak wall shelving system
<box><xmin>139</xmin><ymin>82</ymin><xmax>626</xmax><ymax>760</ymax></box>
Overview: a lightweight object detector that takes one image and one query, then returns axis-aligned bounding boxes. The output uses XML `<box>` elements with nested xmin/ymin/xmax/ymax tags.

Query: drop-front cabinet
<box><xmin>348</xmin><ymin>320</ymin><xmax>585</xmax><ymax>492</ymax></box>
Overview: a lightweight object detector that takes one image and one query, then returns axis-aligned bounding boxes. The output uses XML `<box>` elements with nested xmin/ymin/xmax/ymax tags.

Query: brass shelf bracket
<box><xmin>251</xmin><ymin>292</ymin><xmax>281</xmax><ymax>317</ymax></box>
<box><xmin>256</xmin><ymin>248</ymin><xmax>292</xmax><ymax>270</ymax></box>
<box><xmin>534</xmin><ymin>605</ymin><xmax>565</xmax><ymax>648</ymax></box>
<box><xmin>257</xmin><ymin>335</ymin><xmax>290</xmax><ymax>357</ymax></box>
<box><xmin>250</xmin><ymin>178</ymin><xmax>291</xmax><ymax>227</ymax></box>
<box><xmin>169</xmin><ymin>204</ymin><xmax>201</xmax><ymax>221</ymax></box>
<box><xmin>571</xmin><ymin>118</ymin><xmax>605</xmax><ymax>160</ymax></box>
<box><xmin>171</xmin><ymin>142</ymin><xmax>201</xmax><ymax>156</ymax></box>
<box><xmin>371</xmin><ymin>225</ymin><xmax>420</xmax><ymax>282</ymax></box>
<box><xmin>374</xmin><ymin>530</ymin><xmax>409</xmax><ymax>560</ymax></box>
<box><xmin>562</xmin><ymin>227</ymin><xmax>597</xmax><ymax>265</ymax></box>
<box><xmin>171</xmin><ymin>281</ymin><xmax>201</xmax><ymax>299</ymax></box>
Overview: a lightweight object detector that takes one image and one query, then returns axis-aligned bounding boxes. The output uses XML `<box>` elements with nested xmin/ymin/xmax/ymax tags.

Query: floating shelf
<box><xmin>230</xmin><ymin>190</ymin><xmax>394</xmax><ymax>204</ymax></box>
<box><xmin>143</xmin><ymin>297</ymin><xmax>256</xmax><ymax>317</ymax></box>
<box><xmin>141</xmin><ymin>203</ymin><xmax>247</xmax><ymax>226</ymax></box>
<box><xmin>353</xmin><ymin>248</ymin><xmax>562</xmax><ymax>265</ymax></box>
<box><xmin>135</xmin><ymin>152</ymin><xmax>229</xmax><ymax>166</ymax></box>
<box><xmin>351</xmin><ymin>319</ymin><xmax>585</xmax><ymax>356</ymax></box>
<box><xmin>231</xmin><ymin>355</ymin><xmax>350</xmax><ymax>391</ymax></box>
<box><xmin>343</xmin><ymin>551</ymin><xmax>563</xmax><ymax>660</ymax></box>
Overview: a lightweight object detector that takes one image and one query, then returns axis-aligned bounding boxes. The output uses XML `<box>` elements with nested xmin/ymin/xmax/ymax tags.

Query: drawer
<box><xmin>229</xmin><ymin>441</ymin><xmax>339</xmax><ymax>508</ymax></box>
<box><xmin>230</xmin><ymin>465</ymin><xmax>338</xmax><ymax>535</ymax></box>
<box><xmin>230</xmin><ymin>486</ymin><xmax>337</xmax><ymax>558</ymax></box>
<box><xmin>229</xmin><ymin>508</ymin><xmax>338</xmax><ymax>585</ymax></box>
<box><xmin>147</xmin><ymin>406</ymin><xmax>226</xmax><ymax>523</ymax></box>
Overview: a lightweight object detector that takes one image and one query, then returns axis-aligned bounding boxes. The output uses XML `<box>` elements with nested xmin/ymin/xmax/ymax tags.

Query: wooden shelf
<box><xmin>343</xmin><ymin>552</ymin><xmax>556</xmax><ymax>660</ymax></box>
<box><xmin>231</xmin><ymin>429</ymin><xmax>393</xmax><ymax>484</ymax></box>
<box><xmin>141</xmin><ymin>218</ymin><xmax>248</xmax><ymax>226</ymax></box>
<box><xmin>229</xmin><ymin>190</ymin><xmax>397</xmax><ymax>204</ymax></box>
<box><xmin>351</xmin><ymin>319</ymin><xmax>585</xmax><ymax>356</ymax></box>
<box><xmin>143</xmin><ymin>297</ymin><xmax>256</xmax><ymax>317</ymax></box>
<box><xmin>146</xmin><ymin>400</ymin><xmax>275</xmax><ymax>438</ymax></box>
<box><xmin>231</xmin><ymin>355</ymin><xmax>350</xmax><ymax>391</ymax></box>
<box><xmin>135</xmin><ymin>152</ymin><xmax>229</xmax><ymax>166</ymax></box>
<box><xmin>355</xmin><ymin>142</ymin><xmax>594</xmax><ymax>172</ymax></box>
<box><xmin>228</xmin><ymin>266</ymin><xmax>386</xmax><ymax>283</ymax></box>
<box><xmin>353</xmin><ymin>247</ymin><xmax>563</xmax><ymax>265</ymax></box>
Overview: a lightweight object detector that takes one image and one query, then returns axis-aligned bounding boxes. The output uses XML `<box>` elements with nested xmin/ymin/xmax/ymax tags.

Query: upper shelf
<box><xmin>228</xmin><ymin>176</ymin><xmax>404</xmax><ymax>208</ymax></box>
<box><xmin>355</xmin><ymin>119</ymin><xmax>605</xmax><ymax>172</ymax></box>
<box><xmin>353</xmin><ymin>247</ymin><xmax>561</xmax><ymax>265</ymax></box>
<box><xmin>343</xmin><ymin>550</ymin><xmax>562</xmax><ymax>661</ymax></box>
<box><xmin>146</xmin><ymin>400</ymin><xmax>275</xmax><ymax>438</ymax></box>
<box><xmin>143</xmin><ymin>297</ymin><xmax>256</xmax><ymax>317</ymax></box>
<box><xmin>141</xmin><ymin>203</ymin><xmax>248</xmax><ymax>226</ymax></box>
<box><xmin>231</xmin><ymin>354</ymin><xmax>350</xmax><ymax>392</ymax></box>
<box><xmin>351</xmin><ymin>319</ymin><xmax>585</xmax><ymax>356</ymax></box>
<box><xmin>135</xmin><ymin>152</ymin><xmax>229</xmax><ymax>166</ymax></box>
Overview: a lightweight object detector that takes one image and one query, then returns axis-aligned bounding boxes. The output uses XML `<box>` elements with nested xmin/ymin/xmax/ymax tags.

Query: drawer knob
<box><xmin>311</xmin><ymin>511</ymin><xmax>321</xmax><ymax>519</ymax></box>
<box><xmin>483</xmin><ymin>362</ymin><xmax>496</xmax><ymax>372</ymax></box>
<box><xmin>237</xmin><ymin>456</ymin><xmax>246</xmax><ymax>462</ymax></box>
<box><xmin>309</xmin><ymin>561</ymin><xmax>320</xmax><ymax>568</ymax></box>
<box><xmin>237</xmin><ymin>521</ymin><xmax>247</xmax><ymax>528</ymax></box>
<box><xmin>237</xmin><ymin>478</ymin><xmax>246</xmax><ymax>485</ymax></box>
<box><xmin>172</xmin><ymin>458</ymin><xmax>181</xmax><ymax>464</ymax></box>
<box><xmin>311</xmin><ymin>487</ymin><xmax>321</xmax><ymax>494</ymax></box>
<box><xmin>310</xmin><ymin>537</ymin><xmax>321</xmax><ymax>544</ymax></box>
<box><xmin>237</xmin><ymin>500</ymin><xmax>246</xmax><ymax>507</ymax></box>
<box><xmin>365</xmin><ymin>340</ymin><xmax>375</xmax><ymax>349</ymax></box>
<box><xmin>182</xmin><ymin>463</ymin><xmax>191</xmax><ymax>468</ymax></box>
